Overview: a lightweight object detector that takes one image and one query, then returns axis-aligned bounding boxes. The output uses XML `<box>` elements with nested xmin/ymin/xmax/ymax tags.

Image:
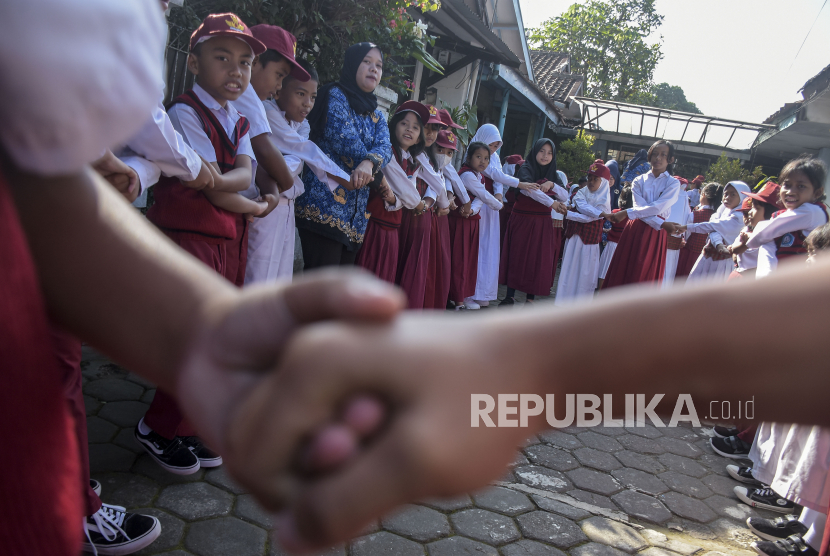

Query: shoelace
<box><xmin>754</xmin><ymin>488</ymin><xmax>776</xmax><ymax>498</ymax></box>
<box><xmin>84</xmin><ymin>503</ymin><xmax>130</xmax><ymax>556</ymax></box>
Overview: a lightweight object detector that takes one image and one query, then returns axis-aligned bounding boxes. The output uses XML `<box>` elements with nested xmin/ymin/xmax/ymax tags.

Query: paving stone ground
<box><xmin>83</xmin><ymin>288</ymin><xmax>775</xmax><ymax>555</ymax></box>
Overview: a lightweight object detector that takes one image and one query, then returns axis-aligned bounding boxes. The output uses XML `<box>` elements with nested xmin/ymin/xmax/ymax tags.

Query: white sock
<box><xmin>137</xmin><ymin>418</ymin><xmax>152</xmax><ymax>436</ymax></box>
<box><xmin>800</xmin><ymin>507</ymin><xmax>826</xmax><ymax>549</ymax></box>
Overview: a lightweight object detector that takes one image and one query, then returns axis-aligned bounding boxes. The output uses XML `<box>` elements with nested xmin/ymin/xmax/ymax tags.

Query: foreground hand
<box><xmin>226</xmin><ymin>314</ymin><xmax>527</xmax><ymax>552</ymax></box>
<box><xmin>175</xmin><ymin>269</ymin><xmax>407</xmax><ymax>489</ymax></box>
<box><xmin>91</xmin><ymin>150</ymin><xmax>139</xmax><ymax>202</ymax></box>
<box><xmin>181</xmin><ymin>159</ymin><xmax>215</xmax><ymax>191</ymax></box>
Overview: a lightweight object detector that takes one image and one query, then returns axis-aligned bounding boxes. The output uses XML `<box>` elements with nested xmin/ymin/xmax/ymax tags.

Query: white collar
<box><xmin>192</xmin><ymin>83</ymin><xmax>237</xmax><ymax>119</ymax></box>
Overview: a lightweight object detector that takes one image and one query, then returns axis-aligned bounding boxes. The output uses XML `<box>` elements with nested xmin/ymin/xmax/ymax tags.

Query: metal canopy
<box><xmin>574</xmin><ymin>97</ymin><xmax>774</xmax><ymax>152</ymax></box>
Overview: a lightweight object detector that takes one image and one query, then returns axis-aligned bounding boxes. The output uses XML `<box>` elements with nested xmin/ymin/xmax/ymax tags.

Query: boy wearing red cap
<box><xmin>687</xmin><ymin>174</ymin><xmax>704</xmax><ymax>208</ymax></box>
<box><xmin>141</xmin><ymin>13</ymin><xmax>269</xmax><ymax>474</ymax></box>
<box><xmin>245</xmin><ymin>36</ymin><xmax>350</xmax><ymax>284</ymax></box>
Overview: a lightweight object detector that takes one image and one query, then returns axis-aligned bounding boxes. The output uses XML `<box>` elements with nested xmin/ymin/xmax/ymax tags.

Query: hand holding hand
<box><xmin>91</xmin><ymin>150</ymin><xmax>140</xmax><ymax>202</ymax></box>
<box><xmin>182</xmin><ymin>159</ymin><xmax>215</xmax><ymax>191</ymax></box>
<box><xmin>518</xmin><ymin>182</ymin><xmax>539</xmax><ymax>191</ymax></box>
<box><xmin>350</xmin><ymin>160</ymin><xmax>375</xmax><ymax>190</ymax></box>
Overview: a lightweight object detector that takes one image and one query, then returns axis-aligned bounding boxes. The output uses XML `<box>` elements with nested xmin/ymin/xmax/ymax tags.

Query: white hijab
<box><xmin>470</xmin><ymin>123</ymin><xmax>504</xmax><ymax>173</ymax></box>
<box><xmin>575</xmin><ymin>176</ymin><xmax>611</xmax><ymax>213</ymax></box>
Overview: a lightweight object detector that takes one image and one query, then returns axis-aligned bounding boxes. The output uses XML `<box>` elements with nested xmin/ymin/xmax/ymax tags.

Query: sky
<box><xmin>517</xmin><ymin>0</ymin><xmax>830</xmax><ymax>123</ymax></box>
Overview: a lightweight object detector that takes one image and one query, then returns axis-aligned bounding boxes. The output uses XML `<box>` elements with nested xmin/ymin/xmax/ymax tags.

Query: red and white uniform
<box><xmin>746</xmin><ymin>202</ymin><xmax>828</xmax><ymax>278</ymax></box>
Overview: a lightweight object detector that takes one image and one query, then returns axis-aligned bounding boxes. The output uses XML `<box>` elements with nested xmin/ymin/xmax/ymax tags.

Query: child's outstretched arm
<box><xmin>227</xmin><ymin>258</ymin><xmax>830</xmax><ymax>552</ymax></box>
<box><xmin>202</xmin><ymin>189</ymin><xmax>268</xmax><ymax>216</ymax></box>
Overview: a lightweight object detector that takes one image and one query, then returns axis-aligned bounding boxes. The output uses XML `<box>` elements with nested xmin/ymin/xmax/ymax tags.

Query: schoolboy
<box><xmin>141</xmin><ymin>13</ymin><xmax>268</xmax><ymax>474</ymax></box>
<box><xmin>243</xmin><ymin>28</ymin><xmax>349</xmax><ymax>283</ymax></box>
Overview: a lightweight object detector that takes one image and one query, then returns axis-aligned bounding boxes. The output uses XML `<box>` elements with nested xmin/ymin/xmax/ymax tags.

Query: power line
<box><xmin>788</xmin><ymin>0</ymin><xmax>828</xmax><ymax>74</ymax></box>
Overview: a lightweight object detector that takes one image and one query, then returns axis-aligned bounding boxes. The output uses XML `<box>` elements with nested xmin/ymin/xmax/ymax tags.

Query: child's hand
<box><xmin>538</xmin><ymin>181</ymin><xmax>553</xmax><ymax>193</ymax></box>
<box><xmin>108</xmin><ymin>171</ymin><xmax>141</xmax><ymax>203</ymax></box>
<box><xmin>380</xmin><ymin>183</ymin><xmax>396</xmax><ymax>205</ymax></box>
<box><xmin>256</xmin><ymin>194</ymin><xmax>280</xmax><ymax>219</ymax></box>
<box><xmin>660</xmin><ymin>221</ymin><xmax>678</xmax><ymax>234</ymax></box>
<box><xmin>702</xmin><ymin>242</ymin><xmax>715</xmax><ymax>258</ymax></box>
<box><xmin>223</xmin><ymin>313</ymin><xmax>526</xmax><ymax>552</ymax></box>
<box><xmin>91</xmin><ymin>150</ymin><xmax>140</xmax><ymax>202</ymax></box>
<box><xmin>606</xmin><ymin>210</ymin><xmax>627</xmax><ymax>223</ymax></box>
<box><xmin>495</xmin><ymin>193</ymin><xmax>504</xmax><ymax>203</ymax></box>
<box><xmin>518</xmin><ymin>182</ymin><xmax>539</xmax><ymax>191</ymax></box>
<box><xmin>182</xmin><ymin>159</ymin><xmax>215</xmax><ymax>191</ymax></box>
<box><xmin>436</xmin><ymin>206</ymin><xmax>450</xmax><ymax>217</ymax></box>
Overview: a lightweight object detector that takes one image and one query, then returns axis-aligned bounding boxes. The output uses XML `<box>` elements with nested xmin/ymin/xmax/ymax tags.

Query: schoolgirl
<box><xmin>597</xmin><ymin>186</ymin><xmax>632</xmax><ymax>289</ymax></box>
<box><xmin>727</xmin><ymin>182</ymin><xmax>782</xmax><ymax>280</ymax></box>
<box><xmin>675</xmin><ymin>183</ymin><xmax>721</xmax><ymax>280</ymax></box>
<box><xmin>555</xmin><ymin>160</ymin><xmax>612</xmax><ymax>304</ymax></box>
<box><xmin>355</xmin><ymin>101</ymin><xmax>425</xmax><ymax>282</ymax></box>
<box><xmin>662</xmin><ymin>177</ymin><xmax>691</xmax><ymax>288</ymax></box>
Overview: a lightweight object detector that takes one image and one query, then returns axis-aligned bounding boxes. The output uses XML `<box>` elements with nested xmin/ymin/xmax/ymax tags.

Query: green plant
<box><xmin>167</xmin><ymin>0</ymin><xmax>443</xmax><ymax>99</ymax></box>
<box><xmin>557</xmin><ymin>131</ymin><xmax>596</xmax><ymax>183</ymax></box>
<box><xmin>705</xmin><ymin>153</ymin><xmax>765</xmax><ymax>189</ymax></box>
<box><xmin>440</xmin><ymin>100</ymin><xmax>477</xmax><ymax>146</ymax></box>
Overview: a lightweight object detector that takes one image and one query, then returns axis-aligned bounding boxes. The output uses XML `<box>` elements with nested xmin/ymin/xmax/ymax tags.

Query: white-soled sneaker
<box><xmin>735</xmin><ymin>486</ymin><xmax>796</xmax><ymax>513</ymax></box>
<box><xmin>90</xmin><ymin>479</ymin><xmax>102</xmax><ymax>496</ymax></box>
<box><xmin>463</xmin><ymin>297</ymin><xmax>480</xmax><ymax>310</ymax></box>
<box><xmin>82</xmin><ymin>503</ymin><xmax>161</xmax><ymax>555</ymax></box>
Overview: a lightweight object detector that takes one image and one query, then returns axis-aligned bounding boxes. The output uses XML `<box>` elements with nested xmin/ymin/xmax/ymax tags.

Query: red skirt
<box><xmin>448</xmin><ymin>215</ymin><xmax>480</xmax><ymax>303</ymax></box>
<box><xmin>499</xmin><ymin>201</ymin><xmax>514</xmax><ymax>256</ymax></box>
<box><xmin>356</xmin><ymin>220</ymin><xmax>399</xmax><ymax>283</ymax></box>
<box><xmin>424</xmin><ymin>213</ymin><xmax>451</xmax><ymax>309</ymax></box>
<box><xmin>602</xmin><ymin>219</ymin><xmax>667</xmax><ymax>289</ymax></box>
<box><xmin>223</xmin><ymin>214</ymin><xmax>249</xmax><ymax>287</ymax></box>
<box><xmin>499</xmin><ymin>212</ymin><xmax>560</xmax><ymax>296</ymax></box>
<box><xmin>396</xmin><ymin>208</ymin><xmax>432</xmax><ymax>309</ymax></box>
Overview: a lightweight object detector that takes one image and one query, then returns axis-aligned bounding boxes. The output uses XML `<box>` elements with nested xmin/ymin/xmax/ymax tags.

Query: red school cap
<box><xmin>396</xmin><ymin>100</ymin><xmax>431</xmax><ymax>125</ymax></box>
<box><xmin>190</xmin><ymin>13</ymin><xmax>266</xmax><ymax>56</ymax></box>
<box><xmin>423</xmin><ymin>104</ymin><xmax>446</xmax><ymax>127</ymax></box>
<box><xmin>673</xmin><ymin>175</ymin><xmax>689</xmax><ymax>186</ymax></box>
<box><xmin>438</xmin><ymin>108</ymin><xmax>464</xmax><ymax>129</ymax></box>
<box><xmin>250</xmin><ymin>25</ymin><xmax>310</xmax><ymax>82</ymax></box>
<box><xmin>505</xmin><ymin>154</ymin><xmax>524</xmax><ymax>165</ymax></box>
<box><xmin>692</xmin><ymin>175</ymin><xmax>705</xmax><ymax>185</ymax></box>
<box><xmin>744</xmin><ymin>181</ymin><xmax>784</xmax><ymax>210</ymax></box>
<box><xmin>435</xmin><ymin>129</ymin><xmax>458</xmax><ymax>150</ymax></box>
<box><xmin>738</xmin><ymin>197</ymin><xmax>753</xmax><ymax>213</ymax></box>
<box><xmin>587</xmin><ymin>160</ymin><xmax>611</xmax><ymax>181</ymax></box>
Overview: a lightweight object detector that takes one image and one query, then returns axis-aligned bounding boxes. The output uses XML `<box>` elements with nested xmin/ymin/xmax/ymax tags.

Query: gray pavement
<box><xmin>82</xmin><ymin>342</ymin><xmax>775</xmax><ymax>556</ymax></box>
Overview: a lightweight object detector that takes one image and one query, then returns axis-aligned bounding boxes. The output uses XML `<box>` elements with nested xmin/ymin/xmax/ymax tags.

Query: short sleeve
<box><xmin>231</xmin><ymin>86</ymin><xmax>271</xmax><ymax>138</ymax></box>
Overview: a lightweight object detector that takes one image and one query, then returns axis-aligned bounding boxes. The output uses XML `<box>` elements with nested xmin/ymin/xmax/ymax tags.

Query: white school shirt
<box><xmin>626</xmin><ymin>171</ymin><xmax>681</xmax><ymax>231</ymax></box>
<box><xmin>746</xmin><ymin>203</ymin><xmax>828</xmax><ymax>278</ymax></box>
<box><xmin>167</xmin><ymin>83</ymin><xmax>256</xmax><ymax>168</ymax></box>
<box><xmin>120</xmin><ymin>155</ymin><xmax>161</xmax><ymax>197</ymax></box>
<box><xmin>665</xmin><ymin>188</ymin><xmax>691</xmax><ymax>239</ymax></box>
<box><xmin>443</xmin><ymin>165</ymin><xmax>470</xmax><ymax>204</ymax></box>
<box><xmin>231</xmin><ymin>84</ymin><xmax>272</xmax><ymax>139</ymax></box>
<box><xmin>262</xmin><ymin>100</ymin><xmax>349</xmax><ymax>199</ymax></box>
<box><xmin>567</xmin><ymin>178</ymin><xmax>611</xmax><ymax>223</ymax></box>
<box><xmin>521</xmin><ymin>183</ymin><xmax>569</xmax><ymax>209</ymax></box>
<box><xmin>686</xmin><ymin>189</ymin><xmax>701</xmax><ymax>209</ymax></box>
<box><xmin>482</xmin><ymin>152</ymin><xmax>519</xmax><ymax>196</ymax></box>
<box><xmin>462</xmin><ymin>170</ymin><xmax>502</xmax><ymax>215</ymax></box>
<box><xmin>686</xmin><ymin>204</ymin><xmax>744</xmax><ymax>246</ymax></box>
<box><xmin>0</xmin><ymin>0</ymin><xmax>165</xmax><ymax>175</ymax></box>
<box><xmin>735</xmin><ymin>226</ymin><xmax>759</xmax><ymax>272</ymax></box>
<box><xmin>502</xmin><ymin>162</ymin><xmax>516</xmax><ymax>177</ymax></box>
<box><xmin>383</xmin><ymin>150</ymin><xmax>421</xmax><ymax>211</ymax></box>
<box><xmin>416</xmin><ymin>153</ymin><xmax>449</xmax><ymax>209</ymax></box>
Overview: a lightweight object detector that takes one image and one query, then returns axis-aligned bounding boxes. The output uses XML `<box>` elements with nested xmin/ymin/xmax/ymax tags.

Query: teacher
<box><xmin>295</xmin><ymin>42</ymin><xmax>393</xmax><ymax>268</ymax></box>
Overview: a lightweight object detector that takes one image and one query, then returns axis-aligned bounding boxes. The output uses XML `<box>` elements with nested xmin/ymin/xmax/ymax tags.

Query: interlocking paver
<box><xmin>531</xmin><ymin>495</ymin><xmax>592</xmax><ymax>520</ymax></box>
<box><xmin>658</xmin><ymin>437</ymin><xmax>705</xmax><ymax>459</ymax></box>
<box><xmin>703</xmin><ymin>494</ymin><xmax>772</xmax><ymax>521</ymax></box>
<box><xmin>617</xmin><ymin>434</ymin><xmax>666</xmax><ymax>455</ymax></box>
<box><xmin>84</xmin><ymin>395</ymin><xmax>100</xmax><ymax>416</ymax></box>
<box><xmin>640</xmin><ymin>528</ymin><xmax>703</xmax><ymax>555</ymax></box>
<box><xmin>204</xmin><ymin>467</ymin><xmax>246</xmax><ymax>494</ymax></box>
<box><xmin>426</xmin><ymin>536</ymin><xmax>499</xmax><ymax>556</ymax></box>
<box><xmin>697</xmin><ymin>454</ymin><xmax>733</xmax><ymax>476</ymax></box>
<box><xmin>501</xmin><ymin>539</ymin><xmax>566</xmax><ymax>556</ymax></box>
<box><xmin>381</xmin><ymin>504</ymin><xmax>450</xmax><ymax>542</ymax></box>
<box><xmin>235</xmin><ymin>493</ymin><xmax>272</xmax><ymax>528</ymax></box>
<box><xmin>537</xmin><ymin>430</ymin><xmax>584</xmax><ymax>450</ymax></box>
<box><xmin>611</xmin><ymin>468</ymin><xmax>668</xmax><ymax>496</ymax></box>
<box><xmin>185</xmin><ymin>517</ymin><xmax>266</xmax><ymax>556</ymax></box>
<box><xmin>514</xmin><ymin>465</ymin><xmax>572</xmax><ymax>492</ymax></box>
<box><xmin>702</xmin><ymin>474</ymin><xmax>743</xmax><ymax>497</ymax></box>
<box><xmin>578</xmin><ymin>431</ymin><xmax>624</xmax><ymax>453</ymax></box>
<box><xmin>156</xmin><ymin>483</ymin><xmax>233</xmax><ymax>520</ymax></box>
<box><xmin>567</xmin><ymin>467</ymin><xmax>622</xmax><ymax>495</ymax></box>
<box><xmin>567</xmin><ymin>489</ymin><xmax>620</xmax><ymax>511</ymax></box>
<box><xmin>113</xmin><ymin>427</ymin><xmax>144</xmax><ymax>453</ymax></box>
<box><xmin>575</xmin><ymin>447</ymin><xmax>623</xmax><ymax>471</ymax></box>
<box><xmin>571</xmin><ymin>542</ymin><xmax>629</xmax><ymax>556</ymax></box>
<box><xmin>624</xmin><ymin>424</ymin><xmax>664</xmax><ymax>438</ymax></box>
<box><xmin>84</xmin><ymin>377</ymin><xmax>144</xmax><ymax>401</ymax></box>
<box><xmin>525</xmin><ymin>444</ymin><xmax>580</xmax><ymax>471</ymax></box>
<box><xmin>516</xmin><ymin>511</ymin><xmax>587</xmax><ymax>548</ymax></box>
<box><xmin>659</xmin><ymin>471</ymin><xmax>713</xmax><ymax>499</ymax></box>
<box><xmin>592</xmin><ymin>425</ymin><xmax>628</xmax><ymax>437</ymax></box>
<box><xmin>87</xmin><ymin>415</ymin><xmax>119</xmax><ymax>443</ymax></box>
<box><xmin>450</xmin><ymin>508</ymin><xmax>520</xmax><ymax>545</ymax></box>
<box><xmin>472</xmin><ymin>486</ymin><xmax>535</xmax><ymax>516</ymax></box>
<box><xmin>421</xmin><ymin>494</ymin><xmax>473</xmax><ymax>511</ymax></box>
<box><xmin>97</xmin><ymin>400</ymin><xmax>149</xmax><ymax>427</ymax></box>
<box><xmin>611</xmin><ymin>490</ymin><xmax>672</xmax><ymax>523</ymax></box>
<box><xmin>660</xmin><ymin>426</ymin><xmax>702</xmax><ymax>441</ymax></box>
<box><xmin>660</xmin><ymin>492</ymin><xmax>717</xmax><ymax>523</ymax></box>
<box><xmin>89</xmin><ymin>443</ymin><xmax>137</xmax><ymax>474</ymax></box>
<box><xmin>132</xmin><ymin>454</ymin><xmax>205</xmax><ymax>486</ymax></box>
<box><xmin>351</xmin><ymin>532</ymin><xmax>424</xmax><ymax>556</ymax></box>
<box><xmin>133</xmin><ymin>508</ymin><xmax>184</xmax><ymax>555</ymax></box>
<box><xmin>580</xmin><ymin>516</ymin><xmax>649</xmax><ymax>553</ymax></box>
<box><xmin>96</xmin><ymin>472</ymin><xmax>159</xmax><ymax>508</ymax></box>
<box><xmin>658</xmin><ymin>453</ymin><xmax>709</xmax><ymax>478</ymax></box>
<box><xmin>615</xmin><ymin>450</ymin><xmax>666</xmax><ymax>474</ymax></box>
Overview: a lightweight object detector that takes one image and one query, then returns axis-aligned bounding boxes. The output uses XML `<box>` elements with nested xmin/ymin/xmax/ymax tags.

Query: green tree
<box><xmin>630</xmin><ymin>82</ymin><xmax>701</xmax><ymax>113</ymax></box>
<box><xmin>557</xmin><ymin>131</ymin><xmax>598</xmax><ymax>183</ymax></box>
<box><xmin>528</xmin><ymin>0</ymin><xmax>663</xmax><ymax>102</ymax></box>
<box><xmin>705</xmin><ymin>153</ymin><xmax>765</xmax><ymax>188</ymax></box>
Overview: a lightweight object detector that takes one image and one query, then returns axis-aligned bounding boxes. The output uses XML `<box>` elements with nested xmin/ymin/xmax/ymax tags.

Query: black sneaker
<box><xmin>91</xmin><ymin>479</ymin><xmax>102</xmax><ymax>496</ymax></box>
<box><xmin>711</xmin><ymin>435</ymin><xmax>752</xmax><ymax>459</ymax></box>
<box><xmin>181</xmin><ymin>436</ymin><xmax>223</xmax><ymax>468</ymax></box>
<box><xmin>134</xmin><ymin>423</ymin><xmax>200</xmax><ymax>475</ymax></box>
<box><xmin>713</xmin><ymin>425</ymin><xmax>739</xmax><ymax>438</ymax></box>
<box><xmin>727</xmin><ymin>465</ymin><xmax>765</xmax><ymax>487</ymax></box>
<box><xmin>735</xmin><ymin>486</ymin><xmax>797</xmax><ymax>513</ymax></box>
<box><xmin>748</xmin><ymin>515</ymin><xmax>809</xmax><ymax>541</ymax></box>
<box><xmin>82</xmin><ymin>503</ymin><xmax>161</xmax><ymax>555</ymax></box>
<box><xmin>752</xmin><ymin>534</ymin><xmax>817</xmax><ymax>556</ymax></box>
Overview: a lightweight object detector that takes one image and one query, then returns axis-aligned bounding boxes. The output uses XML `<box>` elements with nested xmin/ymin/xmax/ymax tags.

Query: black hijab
<box><xmin>518</xmin><ymin>138</ymin><xmax>562</xmax><ymax>185</ymax></box>
<box><xmin>308</xmin><ymin>43</ymin><xmax>382</xmax><ymax>139</ymax></box>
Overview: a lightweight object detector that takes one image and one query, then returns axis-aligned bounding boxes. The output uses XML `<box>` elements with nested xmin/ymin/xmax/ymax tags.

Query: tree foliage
<box><xmin>528</xmin><ymin>0</ymin><xmax>663</xmax><ymax>102</ymax></box>
<box><xmin>557</xmin><ymin>131</ymin><xmax>598</xmax><ymax>183</ymax></box>
<box><xmin>168</xmin><ymin>0</ymin><xmax>442</xmax><ymax>97</ymax></box>
<box><xmin>705</xmin><ymin>153</ymin><xmax>766</xmax><ymax>188</ymax></box>
<box><xmin>630</xmin><ymin>82</ymin><xmax>701</xmax><ymax>114</ymax></box>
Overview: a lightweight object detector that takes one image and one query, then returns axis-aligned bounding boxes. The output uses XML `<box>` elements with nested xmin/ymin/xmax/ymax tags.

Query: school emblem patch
<box><xmin>428</xmin><ymin>105</ymin><xmax>438</xmax><ymax>116</ymax></box>
<box><xmin>226</xmin><ymin>14</ymin><xmax>245</xmax><ymax>32</ymax></box>
<box><xmin>780</xmin><ymin>233</ymin><xmax>795</xmax><ymax>248</ymax></box>
<box><xmin>447</xmin><ymin>132</ymin><xmax>455</xmax><ymax>144</ymax></box>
